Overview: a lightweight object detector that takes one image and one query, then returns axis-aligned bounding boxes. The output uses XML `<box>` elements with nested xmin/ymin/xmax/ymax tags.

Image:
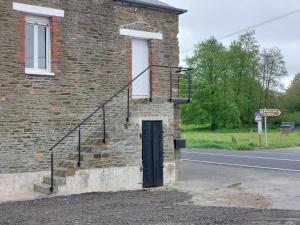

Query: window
<box><xmin>25</xmin><ymin>16</ymin><xmax>52</xmax><ymax>75</ymax></box>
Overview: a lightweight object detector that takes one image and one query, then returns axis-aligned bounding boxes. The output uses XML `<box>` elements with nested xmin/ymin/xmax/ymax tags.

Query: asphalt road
<box><xmin>182</xmin><ymin>148</ymin><xmax>300</xmax><ymax>172</ymax></box>
<box><xmin>177</xmin><ymin>147</ymin><xmax>300</xmax><ymax>210</ymax></box>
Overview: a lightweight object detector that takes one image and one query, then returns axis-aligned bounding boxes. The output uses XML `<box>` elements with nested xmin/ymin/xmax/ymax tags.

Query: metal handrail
<box><xmin>49</xmin><ymin>65</ymin><xmax>191</xmax><ymax>192</ymax></box>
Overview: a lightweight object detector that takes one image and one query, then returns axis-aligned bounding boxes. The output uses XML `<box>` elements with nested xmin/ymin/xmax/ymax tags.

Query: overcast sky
<box><xmin>163</xmin><ymin>0</ymin><xmax>300</xmax><ymax>88</ymax></box>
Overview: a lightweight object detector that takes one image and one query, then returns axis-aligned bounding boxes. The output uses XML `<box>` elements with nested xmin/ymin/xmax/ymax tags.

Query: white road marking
<box><xmin>187</xmin><ymin>148</ymin><xmax>300</xmax><ymax>157</ymax></box>
<box><xmin>182</xmin><ymin>159</ymin><xmax>300</xmax><ymax>172</ymax></box>
<box><xmin>182</xmin><ymin>151</ymin><xmax>300</xmax><ymax>162</ymax></box>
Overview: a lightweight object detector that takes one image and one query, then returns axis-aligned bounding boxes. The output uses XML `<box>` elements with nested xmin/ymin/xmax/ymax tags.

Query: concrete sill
<box><xmin>25</xmin><ymin>69</ymin><xmax>55</xmax><ymax>76</ymax></box>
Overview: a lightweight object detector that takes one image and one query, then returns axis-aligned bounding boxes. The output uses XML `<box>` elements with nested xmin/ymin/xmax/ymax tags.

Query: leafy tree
<box><xmin>259</xmin><ymin>48</ymin><xmax>287</xmax><ymax>108</ymax></box>
<box><xmin>182</xmin><ymin>32</ymin><xmax>290</xmax><ymax>129</ymax></box>
<box><xmin>183</xmin><ymin>38</ymin><xmax>240</xmax><ymax>130</ymax></box>
<box><xmin>284</xmin><ymin>74</ymin><xmax>300</xmax><ymax>112</ymax></box>
<box><xmin>227</xmin><ymin>32</ymin><xmax>261</xmax><ymax>125</ymax></box>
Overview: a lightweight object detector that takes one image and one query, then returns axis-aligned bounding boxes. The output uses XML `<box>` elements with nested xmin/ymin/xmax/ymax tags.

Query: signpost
<box><xmin>259</xmin><ymin>109</ymin><xmax>281</xmax><ymax>117</ymax></box>
<box><xmin>259</xmin><ymin>108</ymin><xmax>281</xmax><ymax>146</ymax></box>
<box><xmin>254</xmin><ymin>112</ymin><xmax>263</xmax><ymax>148</ymax></box>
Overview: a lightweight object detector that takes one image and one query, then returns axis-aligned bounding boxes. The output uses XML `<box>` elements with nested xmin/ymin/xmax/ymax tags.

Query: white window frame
<box><xmin>25</xmin><ymin>15</ymin><xmax>53</xmax><ymax>76</ymax></box>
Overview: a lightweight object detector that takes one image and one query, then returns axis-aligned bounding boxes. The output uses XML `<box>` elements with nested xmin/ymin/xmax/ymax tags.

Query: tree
<box><xmin>227</xmin><ymin>32</ymin><xmax>261</xmax><ymax>125</ymax></box>
<box><xmin>183</xmin><ymin>38</ymin><xmax>240</xmax><ymax>130</ymax></box>
<box><xmin>182</xmin><ymin>33</ymin><xmax>289</xmax><ymax>129</ymax></box>
<box><xmin>283</xmin><ymin>74</ymin><xmax>300</xmax><ymax>112</ymax></box>
<box><xmin>259</xmin><ymin>48</ymin><xmax>287</xmax><ymax>108</ymax></box>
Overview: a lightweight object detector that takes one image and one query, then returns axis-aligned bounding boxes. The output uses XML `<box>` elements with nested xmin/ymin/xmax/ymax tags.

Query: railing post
<box><xmin>50</xmin><ymin>151</ymin><xmax>54</xmax><ymax>193</ymax></box>
<box><xmin>149</xmin><ymin>66</ymin><xmax>153</xmax><ymax>102</ymax></box>
<box><xmin>103</xmin><ymin>106</ymin><xmax>106</xmax><ymax>144</ymax></box>
<box><xmin>188</xmin><ymin>71</ymin><xmax>192</xmax><ymax>102</ymax></box>
<box><xmin>178</xmin><ymin>73</ymin><xmax>180</xmax><ymax>98</ymax></box>
<box><xmin>126</xmin><ymin>87</ymin><xmax>130</xmax><ymax>123</ymax></box>
<box><xmin>77</xmin><ymin>127</ymin><xmax>81</xmax><ymax>167</ymax></box>
<box><xmin>169</xmin><ymin>69</ymin><xmax>173</xmax><ymax>102</ymax></box>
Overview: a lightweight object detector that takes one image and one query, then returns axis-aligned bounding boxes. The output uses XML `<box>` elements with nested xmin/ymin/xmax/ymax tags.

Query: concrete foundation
<box><xmin>164</xmin><ymin>162</ymin><xmax>176</xmax><ymax>185</ymax></box>
<box><xmin>57</xmin><ymin>166</ymin><xmax>142</xmax><ymax>195</ymax></box>
<box><xmin>1</xmin><ymin>162</ymin><xmax>176</xmax><ymax>198</ymax></box>
<box><xmin>58</xmin><ymin>162</ymin><xmax>176</xmax><ymax>195</ymax></box>
<box><xmin>0</xmin><ymin>171</ymin><xmax>49</xmax><ymax>194</ymax></box>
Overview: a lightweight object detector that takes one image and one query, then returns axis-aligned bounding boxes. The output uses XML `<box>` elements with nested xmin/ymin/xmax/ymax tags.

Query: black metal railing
<box><xmin>168</xmin><ymin>67</ymin><xmax>192</xmax><ymax>102</ymax></box>
<box><xmin>49</xmin><ymin>65</ymin><xmax>192</xmax><ymax>192</ymax></box>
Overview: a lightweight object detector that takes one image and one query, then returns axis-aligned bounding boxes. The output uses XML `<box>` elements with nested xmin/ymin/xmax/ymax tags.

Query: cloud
<box><xmin>163</xmin><ymin>0</ymin><xmax>300</xmax><ymax>87</ymax></box>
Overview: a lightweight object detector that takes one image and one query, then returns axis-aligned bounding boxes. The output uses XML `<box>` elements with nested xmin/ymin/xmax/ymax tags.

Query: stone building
<box><xmin>0</xmin><ymin>0</ymin><xmax>189</xmax><ymax>195</ymax></box>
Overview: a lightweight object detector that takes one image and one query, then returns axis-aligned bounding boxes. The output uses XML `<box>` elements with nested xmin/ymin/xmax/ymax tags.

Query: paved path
<box><xmin>182</xmin><ymin>148</ymin><xmax>300</xmax><ymax>172</ymax></box>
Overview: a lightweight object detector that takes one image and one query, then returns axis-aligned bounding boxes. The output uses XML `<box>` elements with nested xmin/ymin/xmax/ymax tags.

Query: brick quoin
<box><xmin>17</xmin><ymin>15</ymin><xmax>60</xmax><ymax>73</ymax></box>
<box><xmin>128</xmin><ymin>40</ymin><xmax>158</xmax><ymax>93</ymax></box>
<box><xmin>17</xmin><ymin>14</ymin><xmax>25</xmax><ymax>67</ymax></box>
<box><xmin>51</xmin><ymin>16</ymin><xmax>60</xmax><ymax>73</ymax></box>
<box><xmin>127</xmin><ymin>39</ymin><xmax>132</xmax><ymax>90</ymax></box>
<box><xmin>149</xmin><ymin>41</ymin><xmax>158</xmax><ymax>92</ymax></box>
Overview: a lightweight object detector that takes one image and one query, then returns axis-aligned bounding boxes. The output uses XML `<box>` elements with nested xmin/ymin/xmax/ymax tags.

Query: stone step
<box><xmin>111</xmin><ymin>123</ymin><xmax>127</xmax><ymax>132</ymax></box>
<box><xmin>34</xmin><ymin>183</ymin><xmax>57</xmax><ymax>195</ymax></box>
<box><xmin>81</xmin><ymin>144</ymin><xmax>103</xmax><ymax>153</ymax></box>
<box><xmin>73</xmin><ymin>145</ymin><xmax>100</xmax><ymax>153</ymax></box>
<box><xmin>68</xmin><ymin>152</ymin><xmax>95</xmax><ymax>161</ymax></box>
<box><xmin>90</xmin><ymin>132</ymin><xmax>110</xmax><ymax>139</ymax></box>
<box><xmin>43</xmin><ymin>175</ymin><xmax>66</xmax><ymax>186</ymax></box>
<box><xmin>59</xmin><ymin>159</ymin><xmax>79</xmax><ymax>168</ymax></box>
<box><xmin>54</xmin><ymin>167</ymin><xmax>76</xmax><ymax>177</ymax></box>
<box><xmin>85</xmin><ymin>138</ymin><xmax>105</xmax><ymax>146</ymax></box>
<box><xmin>80</xmin><ymin>145</ymin><xmax>93</xmax><ymax>152</ymax></box>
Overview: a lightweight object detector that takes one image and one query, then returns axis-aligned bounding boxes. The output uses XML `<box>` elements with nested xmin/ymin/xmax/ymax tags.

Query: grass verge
<box><xmin>182</xmin><ymin>124</ymin><xmax>300</xmax><ymax>150</ymax></box>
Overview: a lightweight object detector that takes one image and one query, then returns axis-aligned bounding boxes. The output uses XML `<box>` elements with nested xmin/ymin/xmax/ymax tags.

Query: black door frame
<box><xmin>142</xmin><ymin>120</ymin><xmax>164</xmax><ymax>188</ymax></box>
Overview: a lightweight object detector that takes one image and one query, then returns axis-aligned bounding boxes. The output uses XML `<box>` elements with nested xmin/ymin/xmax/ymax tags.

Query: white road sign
<box><xmin>260</xmin><ymin>109</ymin><xmax>281</xmax><ymax>117</ymax></box>
<box><xmin>254</xmin><ymin>112</ymin><xmax>262</xmax><ymax>122</ymax></box>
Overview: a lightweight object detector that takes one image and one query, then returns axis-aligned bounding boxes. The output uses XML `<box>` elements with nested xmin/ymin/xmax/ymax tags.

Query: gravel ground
<box><xmin>0</xmin><ymin>191</ymin><xmax>300</xmax><ymax>225</ymax></box>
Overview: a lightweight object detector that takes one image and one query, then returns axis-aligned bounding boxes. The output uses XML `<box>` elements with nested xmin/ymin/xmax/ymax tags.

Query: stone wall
<box><xmin>0</xmin><ymin>0</ymin><xmax>181</xmax><ymax>173</ymax></box>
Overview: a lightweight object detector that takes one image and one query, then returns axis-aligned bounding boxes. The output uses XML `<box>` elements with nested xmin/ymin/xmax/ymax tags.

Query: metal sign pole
<box><xmin>264</xmin><ymin>115</ymin><xmax>268</xmax><ymax>146</ymax></box>
<box><xmin>259</xmin><ymin>134</ymin><xmax>262</xmax><ymax>148</ymax></box>
<box><xmin>259</xmin><ymin>108</ymin><xmax>281</xmax><ymax>147</ymax></box>
<box><xmin>255</xmin><ymin>112</ymin><xmax>263</xmax><ymax>148</ymax></box>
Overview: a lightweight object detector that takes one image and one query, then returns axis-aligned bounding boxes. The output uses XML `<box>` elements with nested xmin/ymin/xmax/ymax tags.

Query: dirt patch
<box><xmin>183</xmin><ymin>183</ymin><xmax>272</xmax><ymax>209</ymax></box>
<box><xmin>0</xmin><ymin>190</ymin><xmax>299</xmax><ymax>225</ymax></box>
<box><xmin>226</xmin><ymin>183</ymin><xmax>243</xmax><ymax>190</ymax></box>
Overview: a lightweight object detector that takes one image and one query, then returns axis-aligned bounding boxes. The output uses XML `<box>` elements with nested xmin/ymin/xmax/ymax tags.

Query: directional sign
<box><xmin>260</xmin><ymin>109</ymin><xmax>281</xmax><ymax>117</ymax></box>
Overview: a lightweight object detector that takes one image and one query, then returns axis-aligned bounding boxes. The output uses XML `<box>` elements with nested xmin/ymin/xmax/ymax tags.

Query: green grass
<box><xmin>182</xmin><ymin>124</ymin><xmax>300</xmax><ymax>150</ymax></box>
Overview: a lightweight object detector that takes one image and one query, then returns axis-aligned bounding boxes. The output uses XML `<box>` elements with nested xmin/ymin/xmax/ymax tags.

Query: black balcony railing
<box><xmin>48</xmin><ymin>65</ymin><xmax>192</xmax><ymax>193</ymax></box>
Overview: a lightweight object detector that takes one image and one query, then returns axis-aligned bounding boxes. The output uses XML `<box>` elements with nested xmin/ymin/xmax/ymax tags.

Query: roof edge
<box><xmin>120</xmin><ymin>0</ymin><xmax>187</xmax><ymax>15</ymax></box>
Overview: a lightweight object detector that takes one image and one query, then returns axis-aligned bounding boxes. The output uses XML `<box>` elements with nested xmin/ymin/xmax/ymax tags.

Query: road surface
<box><xmin>176</xmin><ymin>148</ymin><xmax>300</xmax><ymax>210</ymax></box>
<box><xmin>182</xmin><ymin>148</ymin><xmax>300</xmax><ymax>172</ymax></box>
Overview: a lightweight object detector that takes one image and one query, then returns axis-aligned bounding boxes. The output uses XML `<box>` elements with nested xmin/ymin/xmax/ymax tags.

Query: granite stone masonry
<box><xmin>0</xmin><ymin>0</ymin><xmax>186</xmax><ymax>194</ymax></box>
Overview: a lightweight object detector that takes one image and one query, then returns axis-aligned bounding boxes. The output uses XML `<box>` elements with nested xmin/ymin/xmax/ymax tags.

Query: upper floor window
<box><xmin>13</xmin><ymin>2</ymin><xmax>64</xmax><ymax>76</ymax></box>
<box><xmin>25</xmin><ymin>16</ymin><xmax>51</xmax><ymax>75</ymax></box>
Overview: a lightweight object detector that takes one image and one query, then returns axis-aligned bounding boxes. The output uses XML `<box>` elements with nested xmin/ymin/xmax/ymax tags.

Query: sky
<box><xmin>163</xmin><ymin>0</ymin><xmax>300</xmax><ymax>88</ymax></box>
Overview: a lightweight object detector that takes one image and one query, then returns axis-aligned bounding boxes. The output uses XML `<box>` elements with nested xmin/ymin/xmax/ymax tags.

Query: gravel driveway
<box><xmin>1</xmin><ymin>190</ymin><xmax>300</xmax><ymax>225</ymax></box>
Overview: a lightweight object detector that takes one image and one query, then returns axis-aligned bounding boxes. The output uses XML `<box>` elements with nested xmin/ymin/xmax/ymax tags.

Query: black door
<box><xmin>142</xmin><ymin>121</ymin><xmax>163</xmax><ymax>188</ymax></box>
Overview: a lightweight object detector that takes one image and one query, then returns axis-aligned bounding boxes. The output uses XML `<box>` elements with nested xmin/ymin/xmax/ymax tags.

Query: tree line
<box><xmin>182</xmin><ymin>32</ymin><xmax>300</xmax><ymax>130</ymax></box>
